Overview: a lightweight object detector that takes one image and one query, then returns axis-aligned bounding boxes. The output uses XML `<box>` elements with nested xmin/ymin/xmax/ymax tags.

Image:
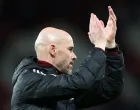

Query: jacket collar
<box><xmin>38</xmin><ymin>60</ymin><xmax>62</xmax><ymax>74</ymax></box>
<box><xmin>38</xmin><ymin>60</ymin><xmax>54</xmax><ymax>67</ymax></box>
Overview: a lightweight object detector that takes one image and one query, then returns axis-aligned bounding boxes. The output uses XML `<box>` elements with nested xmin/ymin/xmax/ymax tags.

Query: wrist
<box><xmin>105</xmin><ymin>44</ymin><xmax>119</xmax><ymax>53</ymax></box>
<box><xmin>106</xmin><ymin>40</ymin><xmax>116</xmax><ymax>48</ymax></box>
<box><xmin>95</xmin><ymin>43</ymin><xmax>106</xmax><ymax>51</ymax></box>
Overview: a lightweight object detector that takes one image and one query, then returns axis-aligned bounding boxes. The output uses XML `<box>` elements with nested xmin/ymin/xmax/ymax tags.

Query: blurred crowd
<box><xmin>0</xmin><ymin>0</ymin><xmax>140</xmax><ymax>110</ymax></box>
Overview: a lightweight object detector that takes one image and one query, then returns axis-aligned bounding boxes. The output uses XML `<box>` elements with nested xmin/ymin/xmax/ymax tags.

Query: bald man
<box><xmin>34</xmin><ymin>27</ymin><xmax>77</xmax><ymax>75</ymax></box>
<box><xmin>11</xmin><ymin>6</ymin><xmax>124</xmax><ymax>110</ymax></box>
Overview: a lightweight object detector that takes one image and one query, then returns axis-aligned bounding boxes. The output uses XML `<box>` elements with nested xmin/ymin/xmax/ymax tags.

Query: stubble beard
<box><xmin>56</xmin><ymin>61</ymin><xmax>72</xmax><ymax>74</ymax></box>
<box><xmin>67</xmin><ymin>69</ymin><xmax>72</xmax><ymax>75</ymax></box>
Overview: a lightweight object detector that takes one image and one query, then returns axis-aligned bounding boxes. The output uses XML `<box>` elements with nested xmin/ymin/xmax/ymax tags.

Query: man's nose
<box><xmin>72</xmin><ymin>52</ymin><xmax>77</xmax><ymax>60</ymax></box>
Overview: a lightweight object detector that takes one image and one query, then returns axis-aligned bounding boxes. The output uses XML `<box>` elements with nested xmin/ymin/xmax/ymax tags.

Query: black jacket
<box><xmin>11</xmin><ymin>47</ymin><xmax>125</xmax><ymax>110</ymax></box>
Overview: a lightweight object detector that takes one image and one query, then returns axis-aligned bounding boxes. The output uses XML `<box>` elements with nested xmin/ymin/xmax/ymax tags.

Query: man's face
<box><xmin>55</xmin><ymin>37</ymin><xmax>77</xmax><ymax>74</ymax></box>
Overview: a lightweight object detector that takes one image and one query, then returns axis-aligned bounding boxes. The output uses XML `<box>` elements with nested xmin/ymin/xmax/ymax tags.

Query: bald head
<box><xmin>35</xmin><ymin>27</ymin><xmax>72</xmax><ymax>51</ymax></box>
<box><xmin>35</xmin><ymin>27</ymin><xmax>74</xmax><ymax>61</ymax></box>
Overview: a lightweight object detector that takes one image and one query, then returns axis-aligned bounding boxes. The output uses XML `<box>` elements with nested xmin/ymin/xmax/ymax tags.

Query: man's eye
<box><xmin>69</xmin><ymin>48</ymin><xmax>73</xmax><ymax>51</ymax></box>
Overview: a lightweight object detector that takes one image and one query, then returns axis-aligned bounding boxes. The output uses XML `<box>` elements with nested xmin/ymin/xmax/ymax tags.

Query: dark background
<box><xmin>0</xmin><ymin>0</ymin><xmax>140</xmax><ymax>110</ymax></box>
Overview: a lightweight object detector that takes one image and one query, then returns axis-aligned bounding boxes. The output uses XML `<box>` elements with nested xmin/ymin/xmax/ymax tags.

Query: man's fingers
<box><xmin>108</xmin><ymin>6</ymin><xmax>117</xmax><ymax>21</ymax></box>
<box><xmin>90</xmin><ymin>14</ymin><xmax>98</xmax><ymax>30</ymax></box>
<box><xmin>111</xmin><ymin>16</ymin><xmax>116</xmax><ymax>25</ymax></box>
<box><xmin>90</xmin><ymin>13</ymin><xmax>95</xmax><ymax>24</ymax></box>
<box><xmin>110</xmin><ymin>16</ymin><xmax>117</xmax><ymax>29</ymax></box>
<box><xmin>95</xmin><ymin>15</ymin><xmax>103</xmax><ymax>31</ymax></box>
<box><xmin>108</xmin><ymin>6</ymin><xmax>111</xmax><ymax>17</ymax></box>
<box><xmin>89</xmin><ymin>13</ymin><xmax>103</xmax><ymax>33</ymax></box>
<box><xmin>89</xmin><ymin>13</ymin><xmax>93</xmax><ymax>32</ymax></box>
<box><xmin>107</xmin><ymin>6</ymin><xmax>117</xmax><ymax>27</ymax></box>
<box><xmin>95</xmin><ymin>15</ymin><xmax>98</xmax><ymax>27</ymax></box>
<box><xmin>89</xmin><ymin>13</ymin><xmax>95</xmax><ymax>32</ymax></box>
<box><xmin>107</xmin><ymin>6</ymin><xmax>111</xmax><ymax>26</ymax></box>
<box><xmin>100</xmin><ymin>20</ymin><xmax>104</xmax><ymax>28</ymax></box>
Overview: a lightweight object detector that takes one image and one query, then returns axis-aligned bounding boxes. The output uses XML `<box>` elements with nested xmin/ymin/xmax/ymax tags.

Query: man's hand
<box><xmin>88</xmin><ymin>13</ymin><xmax>107</xmax><ymax>51</ymax></box>
<box><xmin>105</xmin><ymin>6</ymin><xmax>117</xmax><ymax>48</ymax></box>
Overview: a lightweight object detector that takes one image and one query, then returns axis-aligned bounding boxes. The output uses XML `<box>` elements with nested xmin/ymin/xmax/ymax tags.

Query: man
<box><xmin>11</xmin><ymin>6</ymin><xmax>125</xmax><ymax>110</ymax></box>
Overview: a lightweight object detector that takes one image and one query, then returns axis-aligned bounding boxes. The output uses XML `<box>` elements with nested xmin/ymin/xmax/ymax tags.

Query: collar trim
<box><xmin>38</xmin><ymin>60</ymin><xmax>54</xmax><ymax>67</ymax></box>
<box><xmin>38</xmin><ymin>60</ymin><xmax>62</xmax><ymax>74</ymax></box>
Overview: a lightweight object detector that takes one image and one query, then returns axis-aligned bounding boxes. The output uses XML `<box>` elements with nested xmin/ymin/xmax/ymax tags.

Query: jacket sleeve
<box><xmin>74</xmin><ymin>47</ymin><xmax>125</xmax><ymax>109</ymax></box>
<box><xmin>24</xmin><ymin>48</ymin><xmax>106</xmax><ymax>99</ymax></box>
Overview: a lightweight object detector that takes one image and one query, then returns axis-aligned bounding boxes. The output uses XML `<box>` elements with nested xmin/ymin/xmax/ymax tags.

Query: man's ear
<box><xmin>49</xmin><ymin>44</ymin><xmax>56</xmax><ymax>57</ymax></box>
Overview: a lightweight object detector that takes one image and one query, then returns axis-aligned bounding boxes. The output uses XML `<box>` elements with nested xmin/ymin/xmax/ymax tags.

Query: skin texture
<box><xmin>35</xmin><ymin>27</ymin><xmax>77</xmax><ymax>74</ymax></box>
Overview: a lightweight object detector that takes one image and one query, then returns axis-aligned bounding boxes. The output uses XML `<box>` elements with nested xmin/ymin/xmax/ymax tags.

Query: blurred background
<box><xmin>0</xmin><ymin>0</ymin><xmax>140</xmax><ymax>110</ymax></box>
